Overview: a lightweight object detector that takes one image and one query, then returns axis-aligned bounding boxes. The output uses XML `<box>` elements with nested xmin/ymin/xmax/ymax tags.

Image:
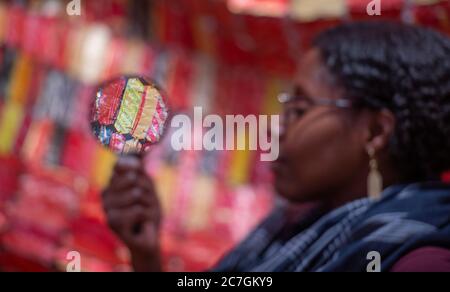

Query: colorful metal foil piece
<box><xmin>95</xmin><ymin>77</ymin><xmax>126</xmax><ymax>125</ymax></box>
<box><xmin>90</xmin><ymin>76</ymin><xmax>168</xmax><ymax>154</ymax></box>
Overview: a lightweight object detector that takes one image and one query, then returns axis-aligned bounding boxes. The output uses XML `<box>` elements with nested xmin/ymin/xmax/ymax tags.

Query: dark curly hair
<box><xmin>313</xmin><ymin>21</ymin><xmax>450</xmax><ymax>182</ymax></box>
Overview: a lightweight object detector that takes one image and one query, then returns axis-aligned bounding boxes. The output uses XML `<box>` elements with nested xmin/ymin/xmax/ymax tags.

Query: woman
<box><xmin>102</xmin><ymin>21</ymin><xmax>450</xmax><ymax>272</ymax></box>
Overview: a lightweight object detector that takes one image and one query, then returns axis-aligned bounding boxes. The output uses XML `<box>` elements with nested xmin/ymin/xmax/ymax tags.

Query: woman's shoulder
<box><xmin>391</xmin><ymin>246</ymin><xmax>450</xmax><ymax>272</ymax></box>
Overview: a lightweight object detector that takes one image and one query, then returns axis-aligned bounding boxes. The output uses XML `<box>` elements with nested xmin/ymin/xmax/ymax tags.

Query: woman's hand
<box><xmin>102</xmin><ymin>155</ymin><xmax>162</xmax><ymax>272</ymax></box>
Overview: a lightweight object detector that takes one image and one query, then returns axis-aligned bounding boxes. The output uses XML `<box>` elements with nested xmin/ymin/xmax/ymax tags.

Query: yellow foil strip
<box><xmin>114</xmin><ymin>78</ymin><xmax>144</xmax><ymax>134</ymax></box>
<box><xmin>132</xmin><ymin>86</ymin><xmax>159</xmax><ymax>140</ymax></box>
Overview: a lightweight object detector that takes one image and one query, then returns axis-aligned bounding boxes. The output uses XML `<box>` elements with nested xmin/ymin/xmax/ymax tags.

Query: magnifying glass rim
<box><xmin>89</xmin><ymin>74</ymin><xmax>172</xmax><ymax>155</ymax></box>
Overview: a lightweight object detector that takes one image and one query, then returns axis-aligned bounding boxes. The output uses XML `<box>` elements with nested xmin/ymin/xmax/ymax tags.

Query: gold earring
<box><xmin>367</xmin><ymin>147</ymin><xmax>383</xmax><ymax>200</ymax></box>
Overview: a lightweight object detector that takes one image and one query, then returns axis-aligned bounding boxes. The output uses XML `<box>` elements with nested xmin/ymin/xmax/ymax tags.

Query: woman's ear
<box><xmin>366</xmin><ymin>109</ymin><xmax>396</xmax><ymax>153</ymax></box>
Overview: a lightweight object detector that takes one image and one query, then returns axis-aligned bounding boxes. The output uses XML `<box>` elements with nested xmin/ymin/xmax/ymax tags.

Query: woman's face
<box><xmin>273</xmin><ymin>49</ymin><xmax>369</xmax><ymax>204</ymax></box>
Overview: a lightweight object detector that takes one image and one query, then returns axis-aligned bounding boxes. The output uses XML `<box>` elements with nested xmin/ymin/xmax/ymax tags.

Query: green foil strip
<box><xmin>114</xmin><ymin>78</ymin><xmax>144</xmax><ymax>135</ymax></box>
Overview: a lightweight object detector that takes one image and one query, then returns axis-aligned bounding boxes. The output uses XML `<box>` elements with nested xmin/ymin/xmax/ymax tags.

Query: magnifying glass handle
<box><xmin>131</xmin><ymin>151</ymin><xmax>145</xmax><ymax>236</ymax></box>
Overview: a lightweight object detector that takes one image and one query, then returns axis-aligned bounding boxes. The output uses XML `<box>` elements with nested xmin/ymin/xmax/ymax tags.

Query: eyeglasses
<box><xmin>277</xmin><ymin>93</ymin><xmax>354</xmax><ymax>126</ymax></box>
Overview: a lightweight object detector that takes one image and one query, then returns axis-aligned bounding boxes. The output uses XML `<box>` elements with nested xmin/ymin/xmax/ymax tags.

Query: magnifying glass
<box><xmin>90</xmin><ymin>75</ymin><xmax>169</xmax><ymax>155</ymax></box>
<box><xmin>89</xmin><ymin>75</ymin><xmax>170</xmax><ymax>233</ymax></box>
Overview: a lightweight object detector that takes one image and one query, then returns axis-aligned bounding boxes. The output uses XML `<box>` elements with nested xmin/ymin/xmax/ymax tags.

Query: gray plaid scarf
<box><xmin>213</xmin><ymin>182</ymin><xmax>450</xmax><ymax>272</ymax></box>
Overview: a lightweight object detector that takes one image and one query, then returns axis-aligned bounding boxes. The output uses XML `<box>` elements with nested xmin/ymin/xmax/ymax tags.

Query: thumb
<box><xmin>139</xmin><ymin>222</ymin><xmax>159</xmax><ymax>248</ymax></box>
